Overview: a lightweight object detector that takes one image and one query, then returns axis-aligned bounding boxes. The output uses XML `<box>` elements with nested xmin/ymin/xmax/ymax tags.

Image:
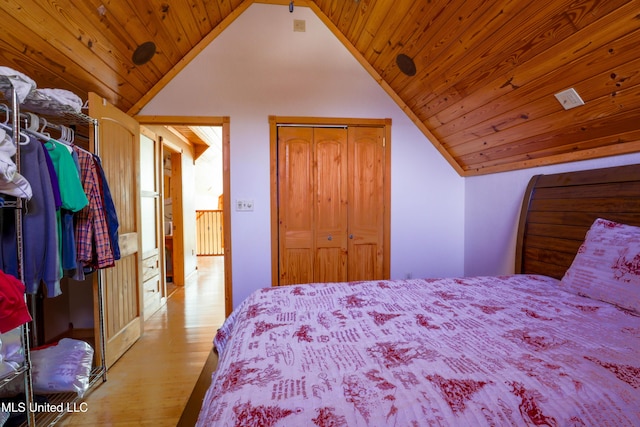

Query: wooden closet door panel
<box><xmin>314</xmin><ymin>128</ymin><xmax>348</xmax><ymax>283</ymax></box>
<box><xmin>348</xmin><ymin>126</ymin><xmax>385</xmax><ymax>281</ymax></box>
<box><xmin>89</xmin><ymin>92</ymin><xmax>143</xmax><ymax>368</ymax></box>
<box><xmin>278</xmin><ymin>127</ymin><xmax>314</xmax><ymax>285</ymax></box>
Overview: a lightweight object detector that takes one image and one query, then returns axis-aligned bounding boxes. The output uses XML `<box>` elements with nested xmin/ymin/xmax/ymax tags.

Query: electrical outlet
<box><xmin>236</xmin><ymin>199</ymin><xmax>254</xmax><ymax>211</ymax></box>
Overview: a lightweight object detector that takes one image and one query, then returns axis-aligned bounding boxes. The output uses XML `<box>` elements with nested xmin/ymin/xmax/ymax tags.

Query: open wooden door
<box><xmin>89</xmin><ymin>92</ymin><xmax>143</xmax><ymax>368</ymax></box>
<box><xmin>140</xmin><ymin>127</ymin><xmax>166</xmax><ymax>319</ymax></box>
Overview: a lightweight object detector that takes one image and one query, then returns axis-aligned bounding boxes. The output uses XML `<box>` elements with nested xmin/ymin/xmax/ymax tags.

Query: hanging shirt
<box><xmin>0</xmin><ymin>136</ymin><xmax>61</xmax><ymax>296</ymax></box>
<box><xmin>43</xmin><ymin>139</ymin><xmax>87</xmax><ymax>211</ymax></box>
<box><xmin>74</xmin><ymin>147</ymin><xmax>114</xmax><ymax>269</ymax></box>
<box><xmin>43</xmin><ymin>140</ymin><xmax>88</xmax><ymax>280</ymax></box>
<box><xmin>41</xmin><ymin>146</ymin><xmax>62</xmax><ymax>209</ymax></box>
<box><xmin>93</xmin><ymin>155</ymin><xmax>120</xmax><ymax>261</ymax></box>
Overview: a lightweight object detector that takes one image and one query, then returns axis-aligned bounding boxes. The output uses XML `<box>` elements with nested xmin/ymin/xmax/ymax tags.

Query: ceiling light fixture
<box><xmin>132</xmin><ymin>41</ymin><xmax>156</xmax><ymax>66</ymax></box>
<box><xmin>396</xmin><ymin>54</ymin><xmax>416</xmax><ymax>77</ymax></box>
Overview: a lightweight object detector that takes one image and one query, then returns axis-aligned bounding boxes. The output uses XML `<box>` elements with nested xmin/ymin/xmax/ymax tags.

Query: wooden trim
<box><xmin>140</xmin><ymin>125</ymin><xmax>155</xmax><ymax>140</ymax></box>
<box><xmin>222</xmin><ymin>118</ymin><xmax>233</xmax><ymax>316</ymax></box>
<box><xmin>383</xmin><ymin>118</ymin><xmax>392</xmax><ymax>279</ymax></box>
<box><xmin>170</xmin><ymin>151</ymin><xmax>185</xmax><ymax>285</ymax></box>
<box><xmin>464</xmin><ymin>140</ymin><xmax>640</xmax><ymax>177</ymax></box>
<box><xmin>127</xmin><ymin>0</ymin><xmax>255</xmax><ymax>116</ymax></box>
<box><xmin>273</xmin><ymin>116</ymin><xmax>388</xmax><ymax>127</ymax></box>
<box><xmin>166</xmin><ymin>126</ymin><xmax>193</xmax><ymax>146</ymax></box>
<box><xmin>305</xmin><ymin>3</ymin><xmax>465</xmax><ymax>177</ymax></box>
<box><xmin>254</xmin><ymin>0</ymin><xmax>311</xmax><ymax>5</ymax></box>
<box><xmin>269</xmin><ymin>116</ymin><xmax>279</xmax><ymax>287</ymax></box>
<box><xmin>135</xmin><ymin>116</ymin><xmax>229</xmax><ymax>125</ymax></box>
<box><xmin>162</xmin><ymin>137</ymin><xmax>184</xmax><ymax>154</ymax></box>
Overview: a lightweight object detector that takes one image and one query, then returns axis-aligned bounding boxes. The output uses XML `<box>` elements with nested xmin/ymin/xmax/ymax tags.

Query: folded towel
<box><xmin>37</xmin><ymin>88</ymin><xmax>83</xmax><ymax>113</ymax></box>
<box><xmin>0</xmin><ymin>66</ymin><xmax>36</xmax><ymax>103</ymax></box>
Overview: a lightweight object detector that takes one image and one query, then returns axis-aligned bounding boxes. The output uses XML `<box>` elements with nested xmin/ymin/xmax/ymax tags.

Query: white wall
<box><xmin>464</xmin><ymin>152</ymin><xmax>640</xmax><ymax>276</ymax></box>
<box><xmin>140</xmin><ymin>3</ymin><xmax>465</xmax><ymax>307</ymax></box>
<box><xmin>181</xmin><ymin>151</ymin><xmax>198</xmax><ymax>277</ymax></box>
<box><xmin>194</xmin><ymin>130</ymin><xmax>223</xmax><ymax>211</ymax></box>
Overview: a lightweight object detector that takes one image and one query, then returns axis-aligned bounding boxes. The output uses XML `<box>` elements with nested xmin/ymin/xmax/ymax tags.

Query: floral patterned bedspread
<box><xmin>197</xmin><ymin>275</ymin><xmax>640</xmax><ymax>426</ymax></box>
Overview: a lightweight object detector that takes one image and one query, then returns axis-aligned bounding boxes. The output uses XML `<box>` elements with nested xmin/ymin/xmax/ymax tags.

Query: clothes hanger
<box><xmin>0</xmin><ymin>104</ymin><xmax>11</xmax><ymax>132</ymax></box>
<box><xmin>0</xmin><ymin>104</ymin><xmax>29</xmax><ymax>145</ymax></box>
<box><xmin>20</xmin><ymin>112</ymin><xmax>54</xmax><ymax>144</ymax></box>
<box><xmin>39</xmin><ymin>117</ymin><xmax>51</xmax><ymax>139</ymax></box>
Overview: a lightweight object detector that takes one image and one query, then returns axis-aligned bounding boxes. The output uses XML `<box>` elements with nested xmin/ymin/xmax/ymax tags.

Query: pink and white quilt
<box><xmin>197</xmin><ymin>275</ymin><xmax>640</xmax><ymax>426</ymax></box>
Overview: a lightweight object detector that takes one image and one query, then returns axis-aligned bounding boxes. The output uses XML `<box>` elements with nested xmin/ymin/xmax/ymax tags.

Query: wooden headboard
<box><xmin>515</xmin><ymin>163</ymin><xmax>640</xmax><ymax>279</ymax></box>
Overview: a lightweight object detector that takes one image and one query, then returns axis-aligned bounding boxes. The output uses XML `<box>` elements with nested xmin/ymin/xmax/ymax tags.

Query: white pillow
<box><xmin>559</xmin><ymin>218</ymin><xmax>640</xmax><ymax>313</ymax></box>
<box><xmin>30</xmin><ymin>338</ymin><xmax>94</xmax><ymax>397</ymax></box>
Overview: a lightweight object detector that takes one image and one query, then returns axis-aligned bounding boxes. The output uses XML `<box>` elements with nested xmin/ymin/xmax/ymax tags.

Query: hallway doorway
<box><xmin>193</xmin><ymin>126</ymin><xmax>225</xmax><ymax>257</ymax></box>
<box><xmin>136</xmin><ymin>115</ymin><xmax>232</xmax><ymax>317</ymax></box>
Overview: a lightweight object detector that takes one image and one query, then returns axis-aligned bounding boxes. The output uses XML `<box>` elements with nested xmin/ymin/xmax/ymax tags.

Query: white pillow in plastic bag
<box><xmin>30</xmin><ymin>338</ymin><xmax>94</xmax><ymax>397</ymax></box>
<box><xmin>0</xmin><ymin>327</ymin><xmax>24</xmax><ymax>380</ymax></box>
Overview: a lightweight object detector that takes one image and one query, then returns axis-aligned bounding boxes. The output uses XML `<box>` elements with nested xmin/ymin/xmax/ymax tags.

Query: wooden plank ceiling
<box><xmin>0</xmin><ymin>0</ymin><xmax>638</xmax><ymax>175</ymax></box>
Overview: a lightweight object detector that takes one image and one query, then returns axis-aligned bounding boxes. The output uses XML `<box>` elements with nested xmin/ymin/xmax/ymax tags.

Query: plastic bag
<box><xmin>30</xmin><ymin>338</ymin><xmax>94</xmax><ymax>397</ymax></box>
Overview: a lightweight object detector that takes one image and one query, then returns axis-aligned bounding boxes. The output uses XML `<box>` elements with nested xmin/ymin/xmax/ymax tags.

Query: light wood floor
<box><xmin>59</xmin><ymin>256</ymin><xmax>226</xmax><ymax>426</ymax></box>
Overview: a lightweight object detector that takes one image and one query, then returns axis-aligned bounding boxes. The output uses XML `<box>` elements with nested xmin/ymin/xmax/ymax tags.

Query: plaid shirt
<box><xmin>74</xmin><ymin>147</ymin><xmax>114</xmax><ymax>269</ymax></box>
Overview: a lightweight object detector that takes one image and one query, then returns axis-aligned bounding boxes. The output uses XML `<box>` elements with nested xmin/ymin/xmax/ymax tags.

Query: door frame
<box><xmin>135</xmin><ymin>115</ymin><xmax>232</xmax><ymax>317</ymax></box>
<box><xmin>269</xmin><ymin>116</ymin><xmax>391</xmax><ymax>286</ymax></box>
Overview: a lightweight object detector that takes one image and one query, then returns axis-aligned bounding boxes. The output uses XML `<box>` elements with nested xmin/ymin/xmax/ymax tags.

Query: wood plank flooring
<box><xmin>59</xmin><ymin>256</ymin><xmax>226</xmax><ymax>426</ymax></box>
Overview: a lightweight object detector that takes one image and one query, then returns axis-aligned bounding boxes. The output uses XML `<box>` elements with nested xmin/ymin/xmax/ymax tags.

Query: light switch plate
<box><xmin>236</xmin><ymin>199</ymin><xmax>254</xmax><ymax>211</ymax></box>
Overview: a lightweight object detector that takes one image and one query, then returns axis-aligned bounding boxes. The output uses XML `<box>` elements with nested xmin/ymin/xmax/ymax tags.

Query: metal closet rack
<box><xmin>0</xmin><ymin>75</ymin><xmax>107</xmax><ymax>426</ymax></box>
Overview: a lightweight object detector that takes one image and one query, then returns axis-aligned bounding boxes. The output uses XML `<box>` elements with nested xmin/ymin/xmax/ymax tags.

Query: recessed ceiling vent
<box><xmin>554</xmin><ymin>88</ymin><xmax>585</xmax><ymax>110</ymax></box>
<box><xmin>132</xmin><ymin>41</ymin><xmax>156</xmax><ymax>65</ymax></box>
<box><xmin>293</xmin><ymin>19</ymin><xmax>306</xmax><ymax>32</ymax></box>
<box><xmin>396</xmin><ymin>54</ymin><xmax>416</xmax><ymax>77</ymax></box>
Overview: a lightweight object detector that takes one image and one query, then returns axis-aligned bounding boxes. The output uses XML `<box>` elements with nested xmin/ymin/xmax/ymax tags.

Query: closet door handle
<box><xmin>327</xmin><ymin>235</ymin><xmax>332</xmax><ymax>241</ymax></box>
<box><xmin>349</xmin><ymin>234</ymin><xmax>354</xmax><ymax>239</ymax></box>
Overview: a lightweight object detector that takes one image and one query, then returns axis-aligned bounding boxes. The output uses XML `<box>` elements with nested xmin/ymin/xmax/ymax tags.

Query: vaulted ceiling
<box><xmin>1</xmin><ymin>0</ymin><xmax>638</xmax><ymax>175</ymax></box>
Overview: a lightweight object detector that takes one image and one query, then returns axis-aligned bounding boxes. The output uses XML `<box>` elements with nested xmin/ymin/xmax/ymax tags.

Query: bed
<box><xmin>196</xmin><ymin>164</ymin><xmax>640</xmax><ymax>426</ymax></box>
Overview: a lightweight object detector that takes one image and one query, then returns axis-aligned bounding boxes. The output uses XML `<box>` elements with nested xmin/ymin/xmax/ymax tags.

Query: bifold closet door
<box><xmin>277</xmin><ymin>127</ymin><xmax>348</xmax><ymax>285</ymax></box>
<box><xmin>348</xmin><ymin>126</ymin><xmax>385</xmax><ymax>281</ymax></box>
<box><xmin>314</xmin><ymin>127</ymin><xmax>348</xmax><ymax>283</ymax></box>
<box><xmin>278</xmin><ymin>125</ymin><xmax>386</xmax><ymax>286</ymax></box>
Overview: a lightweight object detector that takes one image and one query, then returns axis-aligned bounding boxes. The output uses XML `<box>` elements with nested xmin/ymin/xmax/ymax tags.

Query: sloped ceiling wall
<box><xmin>0</xmin><ymin>0</ymin><xmax>637</xmax><ymax>176</ymax></box>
